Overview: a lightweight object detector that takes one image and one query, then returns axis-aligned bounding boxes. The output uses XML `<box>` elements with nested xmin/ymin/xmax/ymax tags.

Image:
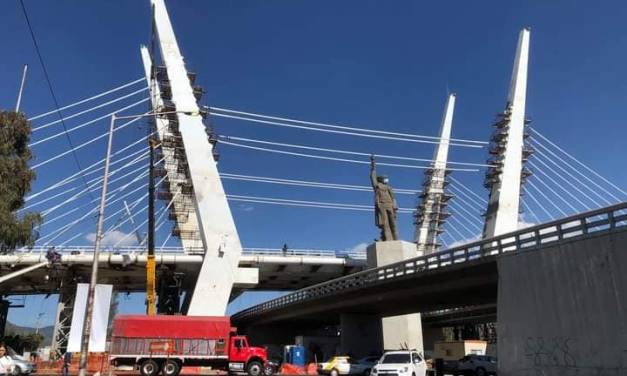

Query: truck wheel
<box><xmin>475</xmin><ymin>368</ymin><xmax>487</xmax><ymax>376</ymax></box>
<box><xmin>162</xmin><ymin>360</ymin><xmax>181</xmax><ymax>376</ymax></box>
<box><xmin>140</xmin><ymin>359</ymin><xmax>159</xmax><ymax>376</ymax></box>
<box><xmin>263</xmin><ymin>363</ymin><xmax>275</xmax><ymax>376</ymax></box>
<box><xmin>330</xmin><ymin>369</ymin><xmax>340</xmax><ymax>376</ymax></box>
<box><xmin>247</xmin><ymin>361</ymin><xmax>263</xmax><ymax>376</ymax></box>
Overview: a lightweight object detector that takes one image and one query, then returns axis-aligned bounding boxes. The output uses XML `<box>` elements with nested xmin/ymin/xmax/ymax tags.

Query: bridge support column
<box><xmin>367</xmin><ymin>241</ymin><xmax>424</xmax><ymax>353</ymax></box>
<box><xmin>50</xmin><ymin>282</ymin><xmax>76</xmax><ymax>358</ymax></box>
<box><xmin>497</xmin><ymin>230</ymin><xmax>627</xmax><ymax>375</ymax></box>
<box><xmin>340</xmin><ymin>314</ymin><xmax>382</xmax><ymax>357</ymax></box>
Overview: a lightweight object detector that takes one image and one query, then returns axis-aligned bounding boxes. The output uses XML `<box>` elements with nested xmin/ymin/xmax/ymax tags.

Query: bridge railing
<box><xmin>233</xmin><ymin>202</ymin><xmax>627</xmax><ymax>321</ymax></box>
<box><xmin>14</xmin><ymin>245</ymin><xmax>366</xmax><ymax>259</ymax></box>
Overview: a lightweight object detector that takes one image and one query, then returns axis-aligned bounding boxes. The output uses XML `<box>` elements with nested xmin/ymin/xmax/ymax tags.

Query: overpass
<box><xmin>0</xmin><ymin>247</ymin><xmax>366</xmax><ymax>294</ymax></box>
<box><xmin>232</xmin><ymin>202</ymin><xmax>627</xmax><ymax>326</ymax></box>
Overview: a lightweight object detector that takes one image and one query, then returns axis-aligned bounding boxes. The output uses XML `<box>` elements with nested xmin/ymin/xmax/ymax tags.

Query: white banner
<box><xmin>67</xmin><ymin>284</ymin><xmax>113</xmax><ymax>353</ymax></box>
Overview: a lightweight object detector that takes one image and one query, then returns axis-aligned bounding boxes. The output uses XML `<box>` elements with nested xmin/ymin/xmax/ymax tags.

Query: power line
<box><xmin>19</xmin><ymin>0</ymin><xmax>95</xmax><ymax>200</ymax></box>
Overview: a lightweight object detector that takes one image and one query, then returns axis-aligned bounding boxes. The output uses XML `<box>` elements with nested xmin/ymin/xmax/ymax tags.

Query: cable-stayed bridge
<box><xmin>6</xmin><ymin>0</ymin><xmax>627</xmax><ymax>372</ymax></box>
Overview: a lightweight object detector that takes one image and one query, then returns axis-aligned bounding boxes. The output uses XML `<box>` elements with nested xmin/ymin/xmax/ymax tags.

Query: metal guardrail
<box><xmin>232</xmin><ymin>202</ymin><xmax>627</xmax><ymax>322</ymax></box>
<box><xmin>13</xmin><ymin>245</ymin><xmax>366</xmax><ymax>259</ymax></box>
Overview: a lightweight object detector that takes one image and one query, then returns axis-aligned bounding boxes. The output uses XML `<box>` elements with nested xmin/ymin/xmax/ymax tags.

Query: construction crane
<box><xmin>146</xmin><ymin>136</ymin><xmax>158</xmax><ymax>316</ymax></box>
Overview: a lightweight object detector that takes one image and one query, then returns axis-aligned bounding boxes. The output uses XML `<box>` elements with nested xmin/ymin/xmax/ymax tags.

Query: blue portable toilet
<box><xmin>284</xmin><ymin>345</ymin><xmax>306</xmax><ymax>366</ymax></box>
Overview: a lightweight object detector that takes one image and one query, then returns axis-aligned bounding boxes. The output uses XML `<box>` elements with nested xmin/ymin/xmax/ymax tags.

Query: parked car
<box><xmin>371</xmin><ymin>351</ymin><xmax>427</xmax><ymax>376</ymax></box>
<box><xmin>355</xmin><ymin>356</ymin><xmax>381</xmax><ymax>376</ymax></box>
<box><xmin>318</xmin><ymin>356</ymin><xmax>373</xmax><ymax>376</ymax></box>
<box><xmin>6</xmin><ymin>347</ymin><xmax>35</xmax><ymax>375</ymax></box>
<box><xmin>456</xmin><ymin>355</ymin><xmax>497</xmax><ymax>376</ymax></box>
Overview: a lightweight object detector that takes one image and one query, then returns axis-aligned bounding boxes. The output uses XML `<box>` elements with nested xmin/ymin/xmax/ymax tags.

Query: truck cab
<box><xmin>229</xmin><ymin>336</ymin><xmax>269</xmax><ymax>376</ymax></box>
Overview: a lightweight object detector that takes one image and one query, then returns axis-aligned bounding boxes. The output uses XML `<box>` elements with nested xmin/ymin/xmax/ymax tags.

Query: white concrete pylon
<box><xmin>150</xmin><ymin>0</ymin><xmax>248</xmax><ymax>315</ymax></box>
<box><xmin>415</xmin><ymin>94</ymin><xmax>455</xmax><ymax>253</ymax></box>
<box><xmin>140</xmin><ymin>46</ymin><xmax>205</xmax><ymax>252</ymax></box>
<box><xmin>483</xmin><ymin>28</ymin><xmax>531</xmax><ymax>238</ymax></box>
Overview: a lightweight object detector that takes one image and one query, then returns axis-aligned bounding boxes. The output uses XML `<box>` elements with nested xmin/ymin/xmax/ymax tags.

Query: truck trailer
<box><xmin>109</xmin><ymin>315</ymin><xmax>270</xmax><ymax>376</ymax></box>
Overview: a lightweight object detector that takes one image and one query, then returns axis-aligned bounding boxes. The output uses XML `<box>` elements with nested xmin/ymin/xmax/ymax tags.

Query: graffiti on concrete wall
<box><xmin>524</xmin><ymin>336</ymin><xmax>577</xmax><ymax>368</ymax></box>
<box><xmin>509</xmin><ymin>337</ymin><xmax>627</xmax><ymax>376</ymax></box>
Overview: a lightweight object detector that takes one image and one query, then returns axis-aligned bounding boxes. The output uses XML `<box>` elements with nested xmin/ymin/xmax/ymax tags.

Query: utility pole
<box><xmin>146</xmin><ymin>135</ymin><xmax>158</xmax><ymax>316</ymax></box>
<box><xmin>15</xmin><ymin>64</ymin><xmax>28</xmax><ymax>112</ymax></box>
<box><xmin>77</xmin><ymin>114</ymin><xmax>116</xmax><ymax>376</ymax></box>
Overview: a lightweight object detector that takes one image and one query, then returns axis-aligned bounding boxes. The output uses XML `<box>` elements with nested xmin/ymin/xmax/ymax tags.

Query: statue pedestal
<box><xmin>367</xmin><ymin>240</ymin><xmax>424</xmax><ymax>353</ymax></box>
<box><xmin>367</xmin><ymin>240</ymin><xmax>421</xmax><ymax>267</ymax></box>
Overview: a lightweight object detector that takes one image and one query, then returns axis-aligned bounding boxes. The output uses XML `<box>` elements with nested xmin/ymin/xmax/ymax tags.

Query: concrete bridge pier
<box><xmin>340</xmin><ymin>313</ymin><xmax>383</xmax><ymax>357</ymax></box>
<box><xmin>340</xmin><ymin>241</ymin><xmax>424</xmax><ymax>357</ymax></box>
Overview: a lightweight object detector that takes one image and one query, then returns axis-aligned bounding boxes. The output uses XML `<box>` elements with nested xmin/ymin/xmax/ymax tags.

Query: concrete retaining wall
<box><xmin>497</xmin><ymin>230</ymin><xmax>627</xmax><ymax>375</ymax></box>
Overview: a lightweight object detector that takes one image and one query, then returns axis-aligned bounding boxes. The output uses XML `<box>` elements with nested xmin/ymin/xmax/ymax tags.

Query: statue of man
<box><xmin>370</xmin><ymin>155</ymin><xmax>399</xmax><ymax>241</ymax></box>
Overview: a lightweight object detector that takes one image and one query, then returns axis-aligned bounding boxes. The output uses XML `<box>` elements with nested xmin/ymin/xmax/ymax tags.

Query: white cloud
<box><xmin>238</xmin><ymin>204</ymin><xmax>255</xmax><ymax>212</ymax></box>
<box><xmin>84</xmin><ymin>230</ymin><xmax>137</xmax><ymax>247</ymax></box>
<box><xmin>518</xmin><ymin>220</ymin><xmax>535</xmax><ymax>229</ymax></box>
<box><xmin>446</xmin><ymin>220</ymin><xmax>536</xmax><ymax>249</ymax></box>
<box><xmin>448</xmin><ymin>235</ymin><xmax>481</xmax><ymax>249</ymax></box>
<box><xmin>347</xmin><ymin>242</ymin><xmax>369</xmax><ymax>254</ymax></box>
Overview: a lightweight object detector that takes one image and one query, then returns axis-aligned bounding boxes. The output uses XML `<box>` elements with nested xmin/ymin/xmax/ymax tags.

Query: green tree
<box><xmin>2</xmin><ymin>333</ymin><xmax>44</xmax><ymax>353</ymax></box>
<box><xmin>0</xmin><ymin>111</ymin><xmax>41</xmax><ymax>253</ymax></box>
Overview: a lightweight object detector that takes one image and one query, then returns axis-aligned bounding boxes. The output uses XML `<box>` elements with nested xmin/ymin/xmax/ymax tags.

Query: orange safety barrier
<box><xmin>280</xmin><ymin>363</ymin><xmax>307</xmax><ymax>375</ymax></box>
<box><xmin>306</xmin><ymin>363</ymin><xmax>319</xmax><ymax>375</ymax></box>
<box><xmin>35</xmin><ymin>353</ymin><xmax>111</xmax><ymax>375</ymax></box>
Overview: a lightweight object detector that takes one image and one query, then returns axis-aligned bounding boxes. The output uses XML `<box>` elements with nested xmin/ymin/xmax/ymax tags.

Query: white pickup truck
<box><xmin>371</xmin><ymin>351</ymin><xmax>427</xmax><ymax>376</ymax></box>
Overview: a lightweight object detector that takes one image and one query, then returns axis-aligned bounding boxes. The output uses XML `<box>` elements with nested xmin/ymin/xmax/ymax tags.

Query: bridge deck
<box><xmin>0</xmin><ymin>248</ymin><xmax>366</xmax><ymax>295</ymax></box>
<box><xmin>232</xmin><ymin>202</ymin><xmax>627</xmax><ymax>327</ymax></box>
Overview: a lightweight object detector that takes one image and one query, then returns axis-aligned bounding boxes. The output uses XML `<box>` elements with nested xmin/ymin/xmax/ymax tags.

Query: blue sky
<box><xmin>1</xmin><ymin>0</ymin><xmax>626</xmax><ymax>327</ymax></box>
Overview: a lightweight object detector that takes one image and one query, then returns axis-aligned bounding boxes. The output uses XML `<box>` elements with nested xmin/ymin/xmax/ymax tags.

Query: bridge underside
<box><xmin>0</xmin><ymin>254</ymin><xmax>366</xmax><ymax>295</ymax></box>
<box><xmin>238</xmin><ymin>259</ymin><xmax>498</xmax><ymax>328</ymax></box>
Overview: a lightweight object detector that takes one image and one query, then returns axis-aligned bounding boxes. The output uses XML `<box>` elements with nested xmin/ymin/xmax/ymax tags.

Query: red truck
<box><xmin>109</xmin><ymin>315</ymin><xmax>271</xmax><ymax>376</ymax></box>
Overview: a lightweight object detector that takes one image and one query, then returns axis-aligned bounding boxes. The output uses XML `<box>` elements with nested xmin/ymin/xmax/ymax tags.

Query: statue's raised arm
<box><xmin>370</xmin><ymin>154</ymin><xmax>377</xmax><ymax>189</ymax></box>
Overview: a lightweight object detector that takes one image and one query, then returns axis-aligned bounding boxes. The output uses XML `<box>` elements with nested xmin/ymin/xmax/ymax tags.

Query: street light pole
<box><xmin>77</xmin><ymin>114</ymin><xmax>116</xmax><ymax>376</ymax></box>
